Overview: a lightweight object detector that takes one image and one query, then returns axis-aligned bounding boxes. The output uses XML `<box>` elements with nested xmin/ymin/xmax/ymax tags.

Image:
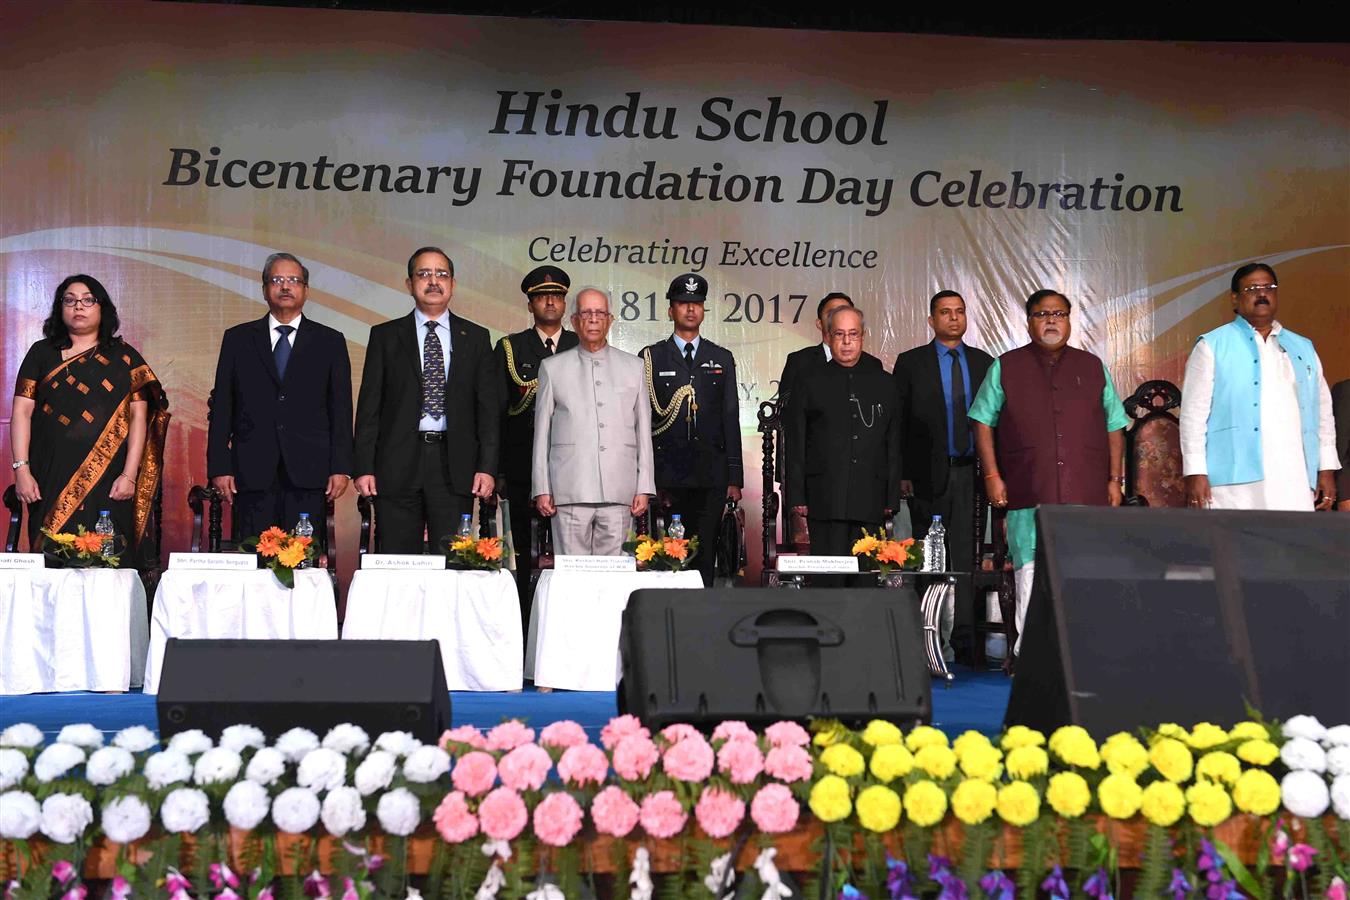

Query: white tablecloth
<box><xmin>527</xmin><ymin>569</ymin><xmax>703</xmax><ymax>690</ymax></box>
<box><xmin>342</xmin><ymin>569</ymin><xmax>522</xmax><ymax>691</ymax></box>
<box><xmin>144</xmin><ymin>569</ymin><xmax>338</xmax><ymax>693</ymax></box>
<box><xmin>0</xmin><ymin>568</ymin><xmax>149</xmax><ymax>695</ymax></box>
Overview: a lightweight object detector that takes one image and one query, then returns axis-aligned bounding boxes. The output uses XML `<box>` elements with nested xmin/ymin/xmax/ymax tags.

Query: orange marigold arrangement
<box><xmin>40</xmin><ymin>526</ymin><xmax>122</xmax><ymax>568</ymax></box>
<box><xmin>448</xmin><ymin>534</ymin><xmax>504</xmax><ymax>570</ymax></box>
<box><xmin>242</xmin><ymin>525</ymin><xmax>315</xmax><ymax>588</ymax></box>
<box><xmin>851</xmin><ymin>527</ymin><xmax>922</xmax><ymax>575</ymax></box>
<box><xmin>622</xmin><ymin>532</ymin><xmax>699</xmax><ymax>571</ymax></box>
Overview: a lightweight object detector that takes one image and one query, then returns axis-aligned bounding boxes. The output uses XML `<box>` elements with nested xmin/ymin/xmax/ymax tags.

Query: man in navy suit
<box><xmin>207</xmin><ymin>252</ymin><xmax>354</xmax><ymax>541</ymax></box>
<box><xmin>354</xmin><ymin>247</ymin><xmax>499</xmax><ymax>553</ymax></box>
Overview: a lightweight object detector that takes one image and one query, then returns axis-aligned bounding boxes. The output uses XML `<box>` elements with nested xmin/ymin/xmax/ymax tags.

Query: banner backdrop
<box><xmin>3</xmin><ymin>1</ymin><xmax>1348</xmax><ymax>585</ymax></box>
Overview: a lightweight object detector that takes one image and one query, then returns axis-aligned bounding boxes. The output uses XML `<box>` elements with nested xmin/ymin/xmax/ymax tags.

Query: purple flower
<box><xmin>210</xmin><ymin>862</ymin><xmax>241</xmax><ymax>891</ymax></box>
<box><xmin>218</xmin><ymin>891</ymin><xmax>241</xmax><ymax>900</ymax></box>
<box><xmin>110</xmin><ymin>877</ymin><xmax>132</xmax><ymax>900</ymax></box>
<box><xmin>886</xmin><ymin>855</ymin><xmax>919</xmax><ymax>900</ymax></box>
<box><xmin>51</xmin><ymin>861</ymin><xmax>77</xmax><ymax>885</ymax></box>
<box><xmin>1290</xmin><ymin>843</ymin><xmax>1319</xmax><ymax>873</ymax></box>
<box><xmin>303</xmin><ymin>871</ymin><xmax>330</xmax><ymax>898</ymax></box>
<box><xmin>1042</xmin><ymin>865</ymin><xmax>1071</xmax><ymax>900</ymax></box>
<box><xmin>1167</xmin><ymin>869</ymin><xmax>1192</xmax><ymax>900</ymax></box>
<box><xmin>1084</xmin><ymin>868</ymin><xmax>1114</xmax><ymax>900</ymax></box>
<box><xmin>165</xmin><ymin>868</ymin><xmax>192</xmax><ymax>897</ymax></box>
<box><xmin>979</xmin><ymin>870</ymin><xmax>1014</xmax><ymax>900</ymax></box>
<box><xmin>339</xmin><ymin>878</ymin><xmax>360</xmax><ymax>900</ymax></box>
<box><xmin>928</xmin><ymin>855</ymin><xmax>956</xmax><ymax>882</ymax></box>
<box><xmin>927</xmin><ymin>857</ymin><xmax>968</xmax><ymax>900</ymax></box>
<box><xmin>5</xmin><ymin>880</ymin><xmax>18</xmax><ymax>900</ymax></box>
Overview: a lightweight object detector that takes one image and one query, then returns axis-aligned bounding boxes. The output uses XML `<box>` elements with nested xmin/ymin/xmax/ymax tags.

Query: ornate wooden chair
<box><xmin>188</xmin><ymin>484</ymin><xmax>337</xmax><ymax>583</ymax></box>
<box><xmin>357</xmin><ymin>494</ymin><xmax>502</xmax><ymax>554</ymax></box>
<box><xmin>1124</xmin><ymin>380</ymin><xmax>1184</xmax><ymax>508</ymax></box>
<box><xmin>758</xmin><ymin>397</ymin><xmax>810</xmax><ymax>586</ymax></box>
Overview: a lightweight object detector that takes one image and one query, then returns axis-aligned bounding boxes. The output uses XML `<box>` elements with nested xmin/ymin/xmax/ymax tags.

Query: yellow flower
<box><xmin>1097</xmin><ymin>774</ymin><xmax>1143</xmax><ymax>819</ymax></box>
<box><xmin>1186</xmin><ymin>722</ymin><xmax>1230</xmax><ymax>750</ymax></box>
<box><xmin>821</xmin><ymin>743</ymin><xmax>866</xmax><ymax>778</ymax></box>
<box><xmin>904</xmin><ymin>725</ymin><xmax>949</xmax><ymax>752</ymax></box>
<box><xmin>1046</xmin><ymin>771</ymin><xmax>1091</xmax><ymax>818</ymax></box>
<box><xmin>1149</xmin><ymin>738</ymin><xmax>1193</xmax><ymax>783</ymax></box>
<box><xmin>860</xmin><ymin>720</ymin><xmax>903</xmax><ymax>747</ymax></box>
<box><xmin>869</xmin><ymin>744</ymin><xmax>915</xmax><ymax>783</ymax></box>
<box><xmin>1185</xmin><ymin>780</ymin><xmax>1232</xmax><ymax>827</ymax></box>
<box><xmin>276</xmin><ymin>543</ymin><xmax>306</xmax><ymax>568</ymax></box>
<box><xmin>958</xmin><ymin>745</ymin><xmax>1004</xmax><ymax>782</ymax></box>
<box><xmin>1231</xmin><ymin>769</ymin><xmax>1281</xmax><ymax>816</ymax></box>
<box><xmin>1000</xmin><ymin>725</ymin><xmax>1046</xmax><ymax>751</ymax></box>
<box><xmin>903</xmin><ymin>780</ymin><xmax>948</xmax><ymax>827</ymax></box>
<box><xmin>1156</xmin><ymin>723</ymin><xmax>1187</xmax><ymax>741</ymax></box>
<box><xmin>1141</xmin><ymin>780</ymin><xmax>1186</xmax><ymax>827</ymax></box>
<box><xmin>1195</xmin><ymin>751</ymin><xmax>1241</xmax><ymax>786</ymax></box>
<box><xmin>811</xmin><ymin>719</ymin><xmax>848</xmax><ymax>748</ymax></box>
<box><xmin>450</xmin><ymin>536</ymin><xmax>475</xmax><ymax>552</ymax></box>
<box><xmin>635</xmin><ymin>540</ymin><xmax>659</xmax><ymax>563</ymax></box>
<box><xmin>851</xmin><ymin>534</ymin><xmax>881</xmax><ymax>556</ymax></box>
<box><xmin>996</xmin><ymin>781</ymin><xmax>1040</xmax><ymax>826</ymax></box>
<box><xmin>45</xmin><ymin>531</ymin><xmax>77</xmax><ymax>546</ymax></box>
<box><xmin>1228</xmin><ymin>721</ymin><xmax>1269</xmax><ymax>742</ymax></box>
<box><xmin>953</xmin><ymin>731</ymin><xmax>995</xmax><ymax>757</ymax></box>
<box><xmin>1049</xmin><ymin>726</ymin><xmax>1101</xmax><ymax>769</ymax></box>
<box><xmin>915</xmin><ymin>745</ymin><xmax>958</xmax><ymax>780</ymax></box>
<box><xmin>808</xmin><ymin>775</ymin><xmax>853</xmax><ymax>822</ymax></box>
<box><xmin>1236</xmin><ymin>739</ymin><xmax>1279</xmax><ymax>766</ymax></box>
<box><xmin>1005</xmin><ymin>746</ymin><xmax>1049</xmax><ymax>780</ymax></box>
<box><xmin>1101</xmin><ymin>733</ymin><xmax>1150</xmax><ymax>778</ymax></box>
<box><xmin>856</xmin><ymin>785</ymin><xmax>902</xmax><ymax>832</ymax></box>
<box><xmin>951</xmin><ymin>779</ymin><xmax>997</xmax><ymax>825</ymax></box>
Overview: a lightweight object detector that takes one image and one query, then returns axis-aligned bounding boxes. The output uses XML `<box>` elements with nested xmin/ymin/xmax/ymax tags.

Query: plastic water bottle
<box><xmin>667</xmin><ymin>514</ymin><xmax>685</xmax><ymax>540</ymax></box>
<box><xmin>924</xmin><ymin>515</ymin><xmax>947</xmax><ymax>573</ymax></box>
<box><xmin>293</xmin><ymin>513</ymin><xmax>313</xmax><ymax>568</ymax></box>
<box><xmin>95</xmin><ymin>510</ymin><xmax>115</xmax><ymax>558</ymax></box>
<box><xmin>457</xmin><ymin>513</ymin><xmax>474</xmax><ymax>539</ymax></box>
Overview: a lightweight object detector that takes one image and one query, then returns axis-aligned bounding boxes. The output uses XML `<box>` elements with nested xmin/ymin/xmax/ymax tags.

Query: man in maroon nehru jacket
<box><xmin>968</xmin><ymin>289</ymin><xmax>1129</xmax><ymax>657</ymax></box>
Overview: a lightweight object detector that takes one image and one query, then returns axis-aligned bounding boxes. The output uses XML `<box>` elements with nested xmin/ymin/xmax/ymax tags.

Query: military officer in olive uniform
<box><xmin>494</xmin><ymin>266</ymin><xmax>580</xmax><ymax>625</ymax></box>
<box><xmin>641</xmin><ymin>273</ymin><xmax>743</xmax><ymax>586</ymax></box>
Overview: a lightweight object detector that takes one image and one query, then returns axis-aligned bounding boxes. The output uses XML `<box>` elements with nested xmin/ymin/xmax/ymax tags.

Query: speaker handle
<box><xmin>729</xmin><ymin>612</ymin><xmax>844</xmax><ymax>646</ymax></box>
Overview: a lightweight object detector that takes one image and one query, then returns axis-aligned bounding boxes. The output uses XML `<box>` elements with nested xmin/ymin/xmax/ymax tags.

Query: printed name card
<box><xmin>168</xmin><ymin>553</ymin><xmax>258</xmax><ymax>570</ymax></box>
<box><xmin>555</xmin><ymin>555</ymin><xmax>638</xmax><ymax>573</ymax></box>
<box><xmin>0</xmin><ymin>554</ymin><xmax>44</xmax><ymax>569</ymax></box>
<box><xmin>776</xmin><ymin>555</ymin><xmax>860</xmax><ymax>574</ymax></box>
<box><xmin>361</xmin><ymin>554</ymin><xmax>447</xmax><ymax>570</ymax></box>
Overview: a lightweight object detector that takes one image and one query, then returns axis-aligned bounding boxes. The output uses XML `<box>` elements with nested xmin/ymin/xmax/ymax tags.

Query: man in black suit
<box><xmin>893</xmin><ymin>290</ymin><xmax>994</xmax><ymax>660</ymax></box>
<box><xmin>353</xmin><ymin>247</ymin><xmax>499</xmax><ymax>553</ymax></box>
<box><xmin>776</xmin><ymin>292</ymin><xmax>882</xmax><ymax>417</ymax></box>
<box><xmin>642</xmin><ymin>273</ymin><xmax>743</xmax><ymax>586</ymax></box>
<box><xmin>494</xmin><ymin>265</ymin><xmax>579</xmax><ymax>619</ymax></box>
<box><xmin>208</xmin><ymin>252</ymin><xmax>353</xmax><ymax>541</ymax></box>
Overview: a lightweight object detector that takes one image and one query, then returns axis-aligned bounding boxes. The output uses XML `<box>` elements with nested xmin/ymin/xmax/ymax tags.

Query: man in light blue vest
<box><xmin>1179</xmin><ymin>262</ymin><xmax>1339</xmax><ymax>511</ymax></box>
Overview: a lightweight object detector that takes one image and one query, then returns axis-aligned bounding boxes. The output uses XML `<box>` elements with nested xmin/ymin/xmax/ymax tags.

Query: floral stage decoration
<box><xmin>39</xmin><ymin>527</ymin><xmax>123</xmax><ymax>568</ymax></box>
<box><xmin>1</xmin><ymin>715</ymin><xmax>1348</xmax><ymax>899</ymax></box>
<box><xmin>851</xmin><ymin>529</ymin><xmax>922</xmax><ymax>576</ymax></box>
<box><xmin>621</xmin><ymin>532</ymin><xmax>698</xmax><ymax>572</ymax></box>
<box><xmin>240</xmin><ymin>527</ymin><xmax>315</xmax><ymax>588</ymax></box>
<box><xmin>446</xmin><ymin>535</ymin><xmax>504</xmax><ymax>571</ymax></box>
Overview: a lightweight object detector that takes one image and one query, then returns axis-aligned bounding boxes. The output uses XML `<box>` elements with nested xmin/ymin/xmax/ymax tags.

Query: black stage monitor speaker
<box><xmin>157</xmin><ymin>639</ymin><xmax>452</xmax><ymax>742</ymax></box>
<box><xmin>619</xmin><ymin>588</ymin><xmax>930</xmax><ymax>730</ymax></box>
<box><xmin>1006</xmin><ymin>507</ymin><xmax>1350</xmax><ymax>735</ymax></box>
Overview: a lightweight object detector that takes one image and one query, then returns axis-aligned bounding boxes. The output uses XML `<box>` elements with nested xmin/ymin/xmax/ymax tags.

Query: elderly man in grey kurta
<box><xmin>532</xmin><ymin>287</ymin><xmax>655</xmax><ymax>555</ymax></box>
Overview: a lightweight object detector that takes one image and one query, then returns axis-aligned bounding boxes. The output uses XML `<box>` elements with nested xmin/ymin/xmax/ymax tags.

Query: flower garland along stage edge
<box><xmin>1</xmin><ymin>716</ymin><xmax>1347</xmax><ymax>899</ymax></box>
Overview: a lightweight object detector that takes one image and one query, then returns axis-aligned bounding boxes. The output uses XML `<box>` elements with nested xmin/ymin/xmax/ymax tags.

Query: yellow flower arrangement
<box><xmin>851</xmin><ymin>534</ymin><xmax>881</xmax><ymax>556</ymax></box>
<box><xmin>851</xmin><ymin>527</ymin><xmax>920</xmax><ymax>574</ymax></box>
<box><xmin>1140</xmin><ymin>781</ymin><xmax>1186</xmax><ymax>827</ymax></box>
<box><xmin>904</xmin><ymin>725</ymin><xmax>949</xmax><ymax>752</ymax></box>
<box><xmin>860</xmin><ymin>719</ymin><xmax>904</xmax><ymax>747</ymax></box>
<box><xmin>958</xmin><ymin>744</ymin><xmax>1004</xmax><ymax>782</ymax></box>
<box><xmin>1231</xmin><ymin>769</ymin><xmax>1281</xmax><ymax>816</ymax></box>
<box><xmin>46</xmin><ymin>531</ymin><xmax>77</xmax><ymax>546</ymax></box>
<box><xmin>1000</xmin><ymin>725</ymin><xmax>1046</xmax><ymax>751</ymax></box>
<box><xmin>915</xmin><ymin>745</ymin><xmax>958</xmax><ymax>780</ymax></box>
<box><xmin>856</xmin><ymin>785</ymin><xmax>903</xmax><ymax>832</ymax></box>
<box><xmin>869</xmin><ymin>744</ymin><xmax>915</xmax><ymax>783</ymax></box>
<box><xmin>951</xmin><ymin>779</ymin><xmax>998</xmax><ymax>825</ymax></box>
<box><xmin>1236</xmin><ymin>739</ymin><xmax>1279</xmax><ymax>766</ymax></box>
<box><xmin>41</xmin><ymin>526</ymin><xmax>120</xmax><ymax>567</ymax></box>
<box><xmin>242</xmin><ymin>526</ymin><xmax>315</xmax><ymax>587</ymax></box>
<box><xmin>1185</xmin><ymin>780</ymin><xmax>1233</xmax><ymax>827</ymax></box>
<box><xmin>1097</xmin><ymin>774</ymin><xmax>1144</xmax><ymax>819</ymax></box>
<box><xmin>1100</xmin><ymin>732</ymin><xmax>1150</xmax><ymax>778</ymax></box>
<box><xmin>1005</xmin><ymin>746</ymin><xmax>1050</xmax><ymax>780</ymax></box>
<box><xmin>1195</xmin><ymin>751</ymin><xmax>1241</xmax><ymax>786</ymax></box>
<box><xmin>1148</xmin><ymin>738</ymin><xmax>1194</xmax><ymax>783</ymax></box>
<box><xmin>1185</xmin><ymin>722</ymin><xmax>1230</xmax><ymax>750</ymax></box>
<box><xmin>903</xmin><ymin>780</ymin><xmax>948</xmax><ymax>827</ymax></box>
<box><xmin>635</xmin><ymin>540</ymin><xmax>659</xmax><ymax>563</ymax></box>
<box><xmin>1045</xmin><ymin>771</ymin><xmax>1091</xmax><ymax>818</ymax></box>
<box><xmin>996</xmin><ymin>780</ymin><xmax>1041</xmax><ymax>826</ymax></box>
<box><xmin>953</xmin><ymin>731</ymin><xmax>995</xmax><ymax>757</ymax></box>
<box><xmin>1049</xmin><ymin>725</ymin><xmax>1101</xmax><ymax>769</ymax></box>
<box><xmin>808</xmin><ymin>775</ymin><xmax>853</xmax><ymax>822</ymax></box>
<box><xmin>820</xmin><ymin>743</ymin><xmax>866</xmax><ymax>778</ymax></box>
<box><xmin>622</xmin><ymin>532</ymin><xmax>698</xmax><ymax>570</ymax></box>
<box><xmin>450</xmin><ymin>535</ymin><xmax>475</xmax><ymax>553</ymax></box>
<box><xmin>1228</xmin><ymin>721</ymin><xmax>1269</xmax><ymax>742</ymax></box>
<box><xmin>276</xmin><ymin>542</ymin><xmax>307</xmax><ymax>568</ymax></box>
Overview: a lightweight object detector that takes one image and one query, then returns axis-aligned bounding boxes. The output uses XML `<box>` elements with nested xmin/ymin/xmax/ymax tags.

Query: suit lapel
<box><xmin>281</xmin><ymin>316</ymin><xmax>313</xmax><ymax>385</ymax></box>
<box><xmin>925</xmin><ymin>343</ymin><xmax>949</xmax><ymax>433</ymax></box>
<box><xmin>445</xmin><ymin>312</ymin><xmax>469</xmax><ymax>388</ymax></box>
<box><xmin>399</xmin><ymin>313</ymin><xmax>422</xmax><ymax>384</ymax></box>
<box><xmin>252</xmin><ymin>316</ymin><xmax>282</xmax><ymax>387</ymax></box>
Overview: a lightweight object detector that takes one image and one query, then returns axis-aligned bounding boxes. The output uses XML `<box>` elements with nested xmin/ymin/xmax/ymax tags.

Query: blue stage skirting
<box><xmin>0</xmin><ymin>667</ymin><xmax>1010</xmax><ymax>741</ymax></box>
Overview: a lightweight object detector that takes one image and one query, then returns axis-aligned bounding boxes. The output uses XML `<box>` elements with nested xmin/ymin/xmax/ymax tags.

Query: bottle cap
<box><xmin>932</xmin><ymin>515</ymin><xmax>941</xmax><ymax>521</ymax></box>
<box><xmin>672</xmin><ymin>514</ymin><xmax>682</xmax><ymax>520</ymax></box>
<box><xmin>100</xmin><ymin>510</ymin><xmax>110</xmax><ymax>516</ymax></box>
<box><xmin>299</xmin><ymin>513</ymin><xmax>310</xmax><ymax>519</ymax></box>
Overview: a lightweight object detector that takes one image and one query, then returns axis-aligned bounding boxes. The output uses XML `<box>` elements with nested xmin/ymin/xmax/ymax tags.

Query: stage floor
<box><xmin>0</xmin><ymin>666</ymin><xmax>1011</xmax><ymax>741</ymax></box>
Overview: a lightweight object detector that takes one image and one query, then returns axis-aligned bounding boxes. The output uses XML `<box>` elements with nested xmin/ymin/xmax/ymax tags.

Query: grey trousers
<box><xmin>552</xmin><ymin>503</ymin><xmax>630</xmax><ymax>555</ymax></box>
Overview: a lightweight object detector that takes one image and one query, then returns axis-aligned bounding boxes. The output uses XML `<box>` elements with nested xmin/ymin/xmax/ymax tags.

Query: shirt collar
<box><xmin>536</xmin><ymin>325</ymin><xmax>563</xmax><ymax>346</ymax></box>
<box><xmin>674</xmin><ymin>334</ymin><xmax>701</xmax><ymax>355</ymax></box>
<box><xmin>820</xmin><ymin>341</ymin><xmax>833</xmax><ymax>363</ymax></box>
<box><xmin>933</xmin><ymin>339</ymin><xmax>966</xmax><ymax>358</ymax></box>
<box><xmin>414</xmin><ymin>308</ymin><xmax>449</xmax><ymax>330</ymax></box>
<box><xmin>268</xmin><ymin>312</ymin><xmax>302</xmax><ymax>332</ymax></box>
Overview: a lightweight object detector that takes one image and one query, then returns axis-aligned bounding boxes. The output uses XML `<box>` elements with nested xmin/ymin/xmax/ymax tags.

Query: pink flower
<box><xmin>557</xmin><ymin>744</ymin><xmax>609</xmax><ymax>787</ymax></box>
<box><xmin>600</xmin><ymin>715</ymin><xmax>650</xmax><ymax>750</ymax></box>
<box><xmin>51</xmin><ymin>862</ymin><xmax>76</xmax><ymax>885</ymax></box>
<box><xmin>750</xmin><ymin>784</ymin><xmax>800</xmax><ymax>833</ymax></box>
<box><xmin>694</xmin><ymin>787</ymin><xmax>745</xmax><ymax>839</ymax></box>
<box><xmin>477</xmin><ymin>787</ymin><xmax>528</xmax><ymax>841</ymax></box>
<box><xmin>497</xmin><ymin>744</ymin><xmax>552</xmax><ymax>792</ymax></box>
<box><xmin>339</xmin><ymin>879</ymin><xmax>359</xmax><ymax>900</ymax></box>
<box><xmin>532</xmin><ymin>792</ymin><xmax>585</xmax><ymax>847</ymax></box>
<box><xmin>539</xmin><ymin>721</ymin><xmax>589</xmax><ymax>749</ymax></box>
<box><xmin>165</xmin><ymin>870</ymin><xmax>192</xmax><ymax>895</ymax></box>
<box><xmin>717</xmin><ymin>739</ymin><xmax>765</xmax><ymax>784</ymax></box>
<box><xmin>432</xmin><ymin>792</ymin><xmax>479</xmax><ymax>844</ymax></box>
<box><xmin>486</xmin><ymin>721</ymin><xmax>536</xmax><ymax>752</ymax></box>
<box><xmin>1290</xmin><ymin>843</ymin><xmax>1319</xmax><ymax>873</ymax></box>
<box><xmin>59</xmin><ymin>889</ymin><xmax>86</xmax><ymax>900</ymax></box>
<box><xmin>303</xmin><ymin>871</ymin><xmax>329</xmax><ymax>898</ymax></box>
<box><xmin>639</xmin><ymin>790</ymin><xmax>688</xmax><ymax>839</ymax></box>
<box><xmin>439</xmin><ymin>726</ymin><xmax>486</xmax><ymax>751</ymax></box>
<box><xmin>612</xmin><ymin>735</ymin><xmax>660</xmax><ymax>781</ymax></box>
<box><xmin>660</xmin><ymin>723</ymin><xmax>701</xmax><ymax>744</ymax></box>
<box><xmin>711</xmin><ymin>721</ymin><xmax>757</xmax><ymax>744</ymax></box>
<box><xmin>1326</xmin><ymin>878</ymin><xmax>1346</xmax><ymax>900</ymax></box>
<box><xmin>763</xmin><ymin>745</ymin><xmax>813</xmax><ymax>783</ymax></box>
<box><xmin>110</xmin><ymin>878</ymin><xmax>131</xmax><ymax>900</ymax></box>
<box><xmin>1271</xmin><ymin>823</ymin><xmax>1290</xmax><ymax>864</ymax></box>
<box><xmin>764</xmin><ymin>721</ymin><xmax>810</xmax><ymax>748</ymax></box>
<box><xmin>663</xmin><ymin>736</ymin><xmax>715</xmax><ymax>782</ymax></box>
<box><xmin>210</xmin><ymin>863</ymin><xmax>240</xmax><ymax>890</ymax></box>
<box><xmin>450</xmin><ymin>751</ymin><xmax>497</xmax><ymax>797</ymax></box>
<box><xmin>591</xmin><ymin>786</ymin><xmax>640</xmax><ymax>837</ymax></box>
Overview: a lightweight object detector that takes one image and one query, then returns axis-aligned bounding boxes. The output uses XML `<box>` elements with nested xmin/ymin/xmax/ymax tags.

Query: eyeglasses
<box><xmin>575</xmin><ymin>310</ymin><xmax>611</xmax><ymax>320</ymax></box>
<box><xmin>1029</xmin><ymin>310</ymin><xmax>1070</xmax><ymax>319</ymax></box>
<box><xmin>61</xmin><ymin>296</ymin><xmax>98</xmax><ymax>308</ymax></box>
<box><xmin>831</xmin><ymin>330</ymin><xmax>863</xmax><ymax>341</ymax></box>
<box><xmin>414</xmin><ymin>269</ymin><xmax>452</xmax><ymax>281</ymax></box>
<box><xmin>1239</xmin><ymin>283</ymin><xmax>1277</xmax><ymax>294</ymax></box>
<box><xmin>266</xmin><ymin>275</ymin><xmax>306</xmax><ymax>286</ymax></box>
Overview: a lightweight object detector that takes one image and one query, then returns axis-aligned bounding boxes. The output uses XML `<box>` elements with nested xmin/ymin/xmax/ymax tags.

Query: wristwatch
<box><xmin>11</xmin><ymin>460</ymin><xmax>28</xmax><ymax>470</ymax></box>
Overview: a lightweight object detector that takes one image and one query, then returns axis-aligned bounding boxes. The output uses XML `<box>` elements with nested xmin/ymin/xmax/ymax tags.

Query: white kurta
<box><xmin>1179</xmin><ymin>322</ymin><xmax>1338</xmax><ymax>511</ymax></box>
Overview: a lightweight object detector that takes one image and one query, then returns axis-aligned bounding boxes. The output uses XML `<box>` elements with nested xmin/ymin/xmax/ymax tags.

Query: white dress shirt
<box><xmin>268</xmin><ymin>312</ymin><xmax>301</xmax><ymax>349</ymax></box>
<box><xmin>414</xmin><ymin>308</ymin><xmax>452</xmax><ymax>432</ymax></box>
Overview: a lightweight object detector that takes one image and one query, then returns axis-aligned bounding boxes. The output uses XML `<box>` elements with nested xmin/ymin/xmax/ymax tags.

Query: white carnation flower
<box><xmin>402</xmin><ymin>746</ymin><xmax>450</xmax><ymax>784</ymax></box>
<box><xmin>323</xmin><ymin>724</ymin><xmax>371</xmax><ymax>756</ymax></box>
<box><xmin>1328</xmin><ymin>746</ymin><xmax>1350</xmax><ymax>778</ymax></box>
<box><xmin>1281</xmin><ymin>737</ymin><xmax>1328</xmax><ymax>773</ymax></box>
<box><xmin>161</xmin><ymin>787</ymin><xmax>211</xmax><ymax>834</ymax></box>
<box><xmin>112</xmin><ymin>726</ymin><xmax>159</xmax><ymax>754</ymax></box>
<box><xmin>144</xmin><ymin>750</ymin><xmax>193</xmax><ymax>790</ymax></box>
<box><xmin>1324</xmin><ymin>725</ymin><xmax>1350</xmax><ymax>748</ymax></box>
<box><xmin>0</xmin><ymin>724</ymin><xmax>44</xmax><ymax>749</ymax></box>
<box><xmin>354</xmin><ymin>751</ymin><xmax>397</xmax><ymax>796</ymax></box>
<box><xmin>40</xmin><ymin>793</ymin><xmax>94</xmax><ymax>843</ymax></box>
<box><xmin>375</xmin><ymin>788</ymin><xmax>421</xmax><ymax>836</ymax></box>
<box><xmin>1283</xmin><ymin>715</ymin><xmax>1328</xmax><ymax>743</ymax></box>
<box><xmin>297</xmin><ymin>748</ymin><xmax>348</xmax><ymax>793</ymax></box>
<box><xmin>0</xmin><ymin>749</ymin><xmax>29</xmax><ymax>790</ymax></box>
<box><xmin>275</xmin><ymin>728</ymin><xmax>321</xmax><ymax>763</ymax></box>
<box><xmin>194</xmin><ymin>748</ymin><xmax>243</xmax><ymax>786</ymax></box>
<box><xmin>33</xmin><ymin>743</ymin><xmax>86</xmax><ymax>782</ymax></box>
<box><xmin>167</xmin><ymin>729</ymin><xmax>213</xmax><ymax>757</ymax></box>
<box><xmin>101</xmin><ymin>795</ymin><xmax>153</xmax><ymax>844</ymax></box>
<box><xmin>320</xmin><ymin>786</ymin><xmax>367</xmax><ymax>837</ymax></box>
<box><xmin>219</xmin><ymin>725</ymin><xmax>267</xmax><ymax>754</ymax></box>
<box><xmin>374</xmin><ymin>731</ymin><xmax>420</xmax><ymax>758</ymax></box>
<box><xmin>245</xmin><ymin>747</ymin><xmax>287</xmax><ymax>786</ymax></box>
<box><xmin>56</xmin><ymin>724</ymin><xmax>104</xmax><ymax>749</ymax></box>
<box><xmin>0</xmin><ymin>791</ymin><xmax>41</xmax><ymax>838</ymax></box>
<box><xmin>86</xmin><ymin>747</ymin><xmax>136</xmax><ymax>786</ymax></box>
<box><xmin>223</xmin><ymin>780</ymin><xmax>272</xmax><ymax>830</ymax></box>
<box><xmin>1282</xmin><ymin>770</ymin><xmax>1331</xmax><ymax>818</ymax></box>
<box><xmin>1331</xmin><ymin>775</ymin><xmax>1350</xmax><ymax>821</ymax></box>
<box><xmin>272</xmin><ymin>786</ymin><xmax>322</xmax><ymax>834</ymax></box>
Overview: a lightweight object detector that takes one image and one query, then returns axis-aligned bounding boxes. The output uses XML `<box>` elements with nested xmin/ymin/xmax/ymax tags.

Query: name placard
<box><xmin>361</xmin><ymin>554</ymin><xmax>447</xmax><ymax>570</ymax></box>
<box><xmin>0</xmin><ymin>553</ymin><xmax>44</xmax><ymax>570</ymax></box>
<box><xmin>168</xmin><ymin>553</ymin><xmax>258</xmax><ymax>570</ymax></box>
<box><xmin>555</xmin><ymin>555</ymin><xmax>638</xmax><ymax>573</ymax></box>
<box><xmin>776</xmin><ymin>555</ymin><xmax>860</xmax><ymax>574</ymax></box>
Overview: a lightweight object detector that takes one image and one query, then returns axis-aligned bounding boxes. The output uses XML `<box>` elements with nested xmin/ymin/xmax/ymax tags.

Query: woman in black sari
<box><xmin>10</xmin><ymin>275</ymin><xmax>168</xmax><ymax>556</ymax></box>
